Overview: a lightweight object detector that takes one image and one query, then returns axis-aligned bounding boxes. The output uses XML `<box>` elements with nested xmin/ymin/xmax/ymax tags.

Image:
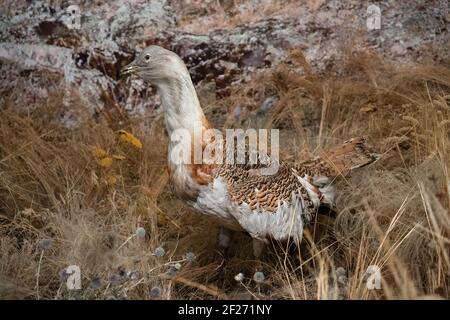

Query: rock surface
<box><xmin>0</xmin><ymin>0</ymin><xmax>448</xmax><ymax>113</ymax></box>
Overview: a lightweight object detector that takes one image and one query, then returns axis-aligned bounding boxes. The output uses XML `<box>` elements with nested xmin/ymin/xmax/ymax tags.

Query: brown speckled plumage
<box><xmin>216</xmin><ymin>163</ymin><xmax>315</xmax><ymax>219</ymax></box>
<box><xmin>214</xmin><ymin>137</ymin><xmax>378</xmax><ymax>223</ymax></box>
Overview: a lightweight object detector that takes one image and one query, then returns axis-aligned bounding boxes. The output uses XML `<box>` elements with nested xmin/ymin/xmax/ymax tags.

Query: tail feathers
<box><xmin>321</xmin><ymin>137</ymin><xmax>380</xmax><ymax>176</ymax></box>
<box><xmin>297</xmin><ymin>138</ymin><xmax>378</xmax><ymax>209</ymax></box>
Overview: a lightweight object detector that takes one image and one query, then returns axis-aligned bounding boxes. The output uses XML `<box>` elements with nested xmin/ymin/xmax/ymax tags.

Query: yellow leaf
<box><xmin>157</xmin><ymin>211</ymin><xmax>168</xmax><ymax>225</ymax></box>
<box><xmin>112</xmin><ymin>154</ymin><xmax>126</xmax><ymax>160</ymax></box>
<box><xmin>117</xmin><ymin>130</ymin><xmax>142</xmax><ymax>149</ymax></box>
<box><xmin>92</xmin><ymin>147</ymin><xmax>107</xmax><ymax>159</ymax></box>
<box><xmin>97</xmin><ymin>157</ymin><xmax>113</xmax><ymax>168</ymax></box>
<box><xmin>106</xmin><ymin>175</ymin><xmax>117</xmax><ymax>185</ymax></box>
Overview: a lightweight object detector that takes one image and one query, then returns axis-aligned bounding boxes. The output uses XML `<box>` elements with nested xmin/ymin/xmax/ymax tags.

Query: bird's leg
<box><xmin>252</xmin><ymin>239</ymin><xmax>266</xmax><ymax>277</ymax></box>
<box><xmin>252</xmin><ymin>238</ymin><xmax>266</xmax><ymax>259</ymax></box>
<box><xmin>218</xmin><ymin>226</ymin><xmax>232</xmax><ymax>250</ymax></box>
<box><xmin>216</xmin><ymin>227</ymin><xmax>234</xmax><ymax>264</ymax></box>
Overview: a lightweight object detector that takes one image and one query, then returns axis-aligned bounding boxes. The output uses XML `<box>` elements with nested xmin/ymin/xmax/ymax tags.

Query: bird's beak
<box><xmin>120</xmin><ymin>61</ymin><xmax>138</xmax><ymax>78</ymax></box>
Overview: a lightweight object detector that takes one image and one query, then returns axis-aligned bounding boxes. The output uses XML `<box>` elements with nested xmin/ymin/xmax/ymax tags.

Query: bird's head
<box><xmin>120</xmin><ymin>45</ymin><xmax>188</xmax><ymax>85</ymax></box>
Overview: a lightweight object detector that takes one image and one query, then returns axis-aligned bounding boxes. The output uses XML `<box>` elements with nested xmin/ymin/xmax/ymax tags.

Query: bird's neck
<box><xmin>156</xmin><ymin>74</ymin><xmax>208</xmax><ymax>136</ymax></box>
<box><xmin>156</xmin><ymin>71</ymin><xmax>212</xmax><ymax>195</ymax></box>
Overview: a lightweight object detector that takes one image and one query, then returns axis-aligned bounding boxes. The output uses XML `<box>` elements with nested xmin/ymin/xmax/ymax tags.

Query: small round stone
<box><xmin>174</xmin><ymin>262</ymin><xmax>182</xmax><ymax>270</ymax></box>
<box><xmin>38</xmin><ymin>238</ymin><xmax>53</xmax><ymax>250</ymax></box>
<box><xmin>253</xmin><ymin>271</ymin><xmax>265</xmax><ymax>283</ymax></box>
<box><xmin>260</xmin><ymin>96</ymin><xmax>278</xmax><ymax>112</ymax></box>
<box><xmin>135</xmin><ymin>227</ymin><xmax>146</xmax><ymax>238</ymax></box>
<box><xmin>150</xmin><ymin>286</ymin><xmax>161</xmax><ymax>298</ymax></box>
<box><xmin>166</xmin><ymin>266</ymin><xmax>177</xmax><ymax>277</ymax></box>
<box><xmin>154</xmin><ymin>246</ymin><xmax>165</xmax><ymax>257</ymax></box>
<box><xmin>185</xmin><ymin>252</ymin><xmax>196</xmax><ymax>262</ymax></box>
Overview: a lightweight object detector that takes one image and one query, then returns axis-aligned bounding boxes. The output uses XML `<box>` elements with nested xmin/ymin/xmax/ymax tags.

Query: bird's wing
<box><xmin>295</xmin><ymin>137</ymin><xmax>380</xmax><ymax>178</ymax></box>
<box><xmin>215</xmin><ymin>162</ymin><xmax>318</xmax><ymax>215</ymax></box>
<box><xmin>214</xmin><ymin>137</ymin><xmax>379</xmax><ymax>213</ymax></box>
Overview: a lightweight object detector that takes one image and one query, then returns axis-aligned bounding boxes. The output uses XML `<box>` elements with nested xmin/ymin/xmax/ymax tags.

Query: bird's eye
<box><xmin>144</xmin><ymin>54</ymin><xmax>151</xmax><ymax>61</ymax></box>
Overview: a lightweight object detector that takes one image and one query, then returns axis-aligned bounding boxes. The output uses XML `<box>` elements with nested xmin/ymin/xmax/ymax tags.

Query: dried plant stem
<box><xmin>116</xmin><ymin>234</ymin><xmax>136</xmax><ymax>252</ymax></box>
<box><xmin>166</xmin><ymin>275</ymin><xmax>228</xmax><ymax>299</ymax></box>
<box><xmin>36</xmin><ymin>250</ymin><xmax>44</xmax><ymax>300</ymax></box>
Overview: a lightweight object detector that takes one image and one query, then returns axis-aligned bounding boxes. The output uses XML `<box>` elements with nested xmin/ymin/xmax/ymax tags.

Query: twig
<box><xmin>116</xmin><ymin>234</ymin><xmax>136</xmax><ymax>252</ymax></box>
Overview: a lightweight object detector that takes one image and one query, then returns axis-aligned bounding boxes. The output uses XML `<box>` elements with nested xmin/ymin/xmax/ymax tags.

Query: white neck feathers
<box><xmin>154</xmin><ymin>62</ymin><xmax>211</xmax><ymax>196</ymax></box>
<box><xmin>156</xmin><ymin>69</ymin><xmax>207</xmax><ymax>135</ymax></box>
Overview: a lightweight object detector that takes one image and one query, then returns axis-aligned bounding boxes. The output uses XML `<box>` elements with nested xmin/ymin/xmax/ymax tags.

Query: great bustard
<box><xmin>121</xmin><ymin>45</ymin><xmax>379</xmax><ymax>257</ymax></box>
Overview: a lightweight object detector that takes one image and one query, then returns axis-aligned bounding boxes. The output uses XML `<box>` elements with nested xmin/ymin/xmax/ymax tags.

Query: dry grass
<box><xmin>0</xmin><ymin>49</ymin><xmax>449</xmax><ymax>300</ymax></box>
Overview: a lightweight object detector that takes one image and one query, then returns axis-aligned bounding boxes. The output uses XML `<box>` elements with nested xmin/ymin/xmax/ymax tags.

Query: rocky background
<box><xmin>0</xmin><ymin>0</ymin><xmax>449</xmax><ymax>117</ymax></box>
